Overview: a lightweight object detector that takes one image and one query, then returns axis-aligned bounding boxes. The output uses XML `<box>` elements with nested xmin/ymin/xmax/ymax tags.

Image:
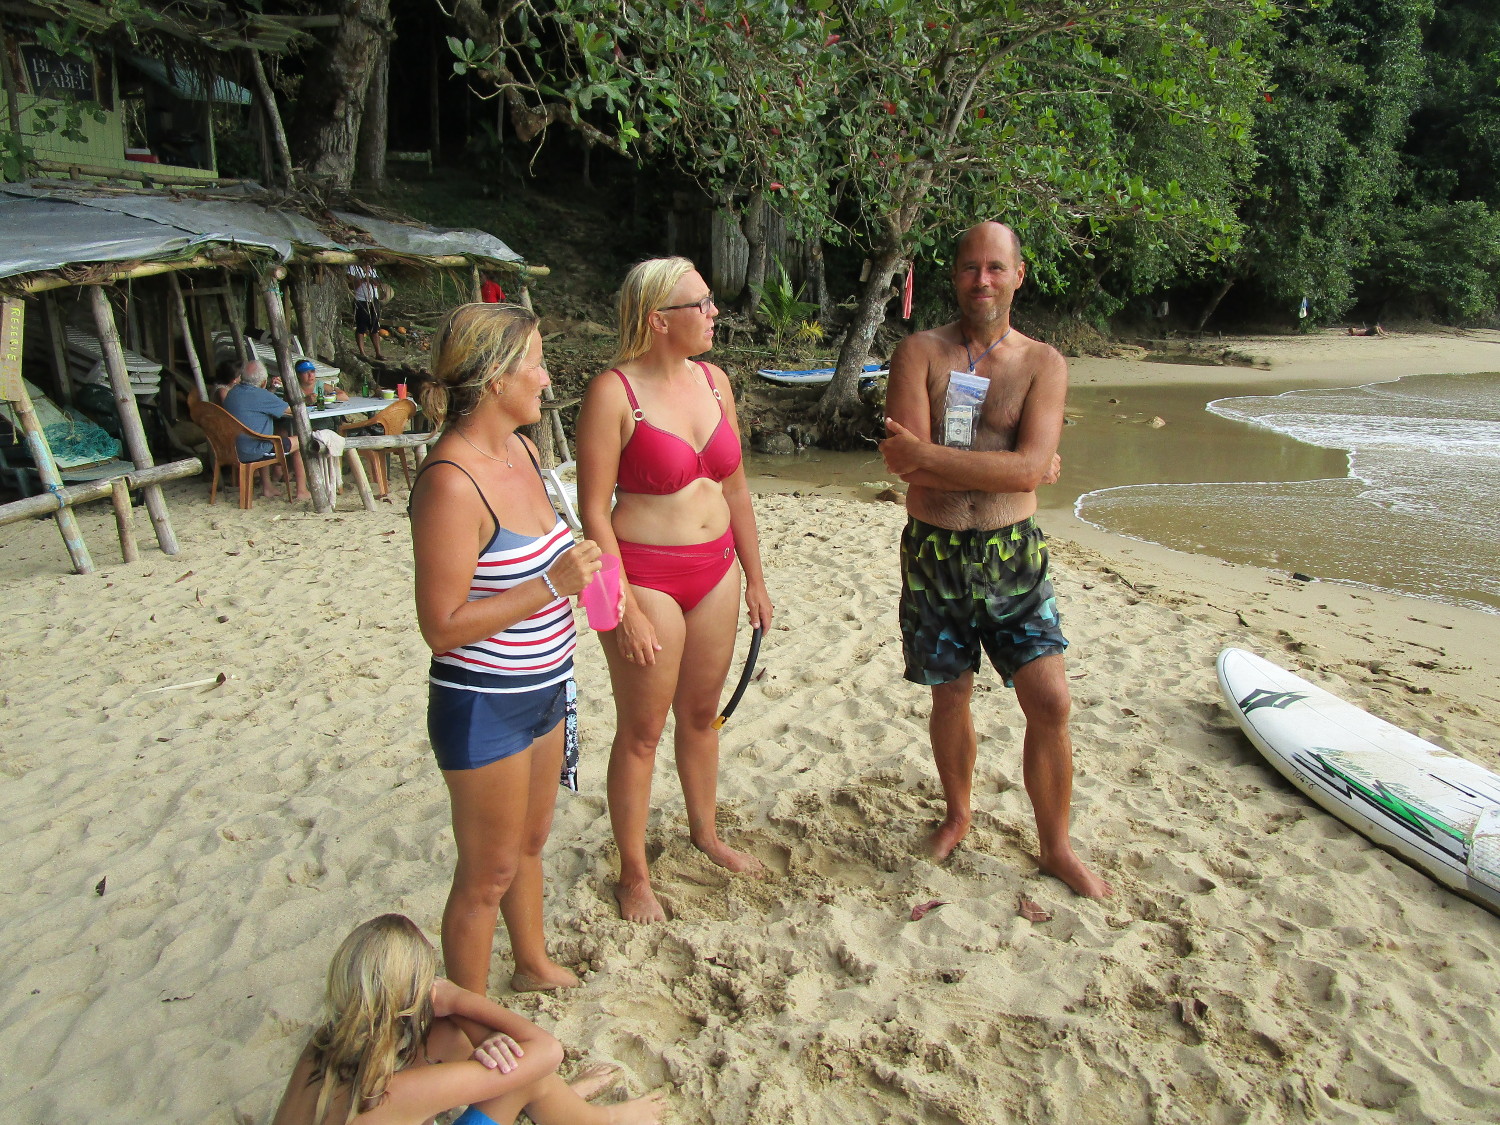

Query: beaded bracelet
<box><xmin>542</xmin><ymin>571</ymin><xmax>560</xmax><ymax>599</ymax></box>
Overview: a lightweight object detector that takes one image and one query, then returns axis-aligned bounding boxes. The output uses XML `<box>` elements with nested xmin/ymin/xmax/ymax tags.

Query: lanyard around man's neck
<box><xmin>962</xmin><ymin>327</ymin><xmax>1011</xmax><ymax>373</ymax></box>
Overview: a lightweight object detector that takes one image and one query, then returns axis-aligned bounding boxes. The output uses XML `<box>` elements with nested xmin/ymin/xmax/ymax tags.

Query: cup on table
<box><xmin>396</xmin><ymin>383</ymin><xmax>408</xmax><ymax>399</ymax></box>
<box><xmin>381</xmin><ymin>389</ymin><xmax>396</xmax><ymax>400</ymax></box>
<box><xmin>580</xmin><ymin>553</ymin><xmax>622</xmax><ymax>631</ymax></box>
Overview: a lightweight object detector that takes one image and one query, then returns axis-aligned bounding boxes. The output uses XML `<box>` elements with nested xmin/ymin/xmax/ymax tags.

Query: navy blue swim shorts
<box><xmin>427</xmin><ymin>678</ymin><xmax>570</xmax><ymax>771</ymax></box>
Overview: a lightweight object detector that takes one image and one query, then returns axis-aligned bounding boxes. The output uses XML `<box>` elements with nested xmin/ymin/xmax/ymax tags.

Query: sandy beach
<box><xmin>2</xmin><ymin>332</ymin><xmax>1498</xmax><ymax>1124</ymax></box>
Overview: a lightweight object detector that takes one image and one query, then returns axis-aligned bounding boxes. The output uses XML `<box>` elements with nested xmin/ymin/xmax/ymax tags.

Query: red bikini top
<box><xmin>612</xmin><ymin>362</ymin><xmax>742</xmax><ymax>495</ymax></box>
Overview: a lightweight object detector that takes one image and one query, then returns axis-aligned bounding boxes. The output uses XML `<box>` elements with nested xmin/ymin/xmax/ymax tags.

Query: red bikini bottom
<box><xmin>617</xmin><ymin>527</ymin><xmax>736</xmax><ymax>612</ymax></box>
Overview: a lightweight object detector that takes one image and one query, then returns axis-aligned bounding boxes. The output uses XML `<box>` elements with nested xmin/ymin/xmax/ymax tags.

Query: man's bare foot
<box><xmin>510</xmin><ymin>961</ymin><xmax>581</xmax><ymax>992</ymax></box>
<box><xmin>927</xmin><ymin>813</ymin><xmax>971</xmax><ymax>861</ymax></box>
<box><xmin>605</xmin><ymin>1090</ymin><xmax>668</xmax><ymax>1124</ymax></box>
<box><xmin>691</xmin><ymin>834</ymin><xmax>764</xmax><ymax>874</ymax></box>
<box><xmin>568</xmin><ymin>1063</ymin><xmax>620</xmax><ymax>1101</ymax></box>
<box><xmin>1039</xmin><ymin>846</ymin><xmax>1113</xmax><ymax>898</ymax></box>
<box><xmin>293</xmin><ymin>490</ymin><xmax>312</xmax><ymax>502</ymax></box>
<box><xmin>614</xmin><ymin>879</ymin><xmax>667</xmax><ymax>923</ymax></box>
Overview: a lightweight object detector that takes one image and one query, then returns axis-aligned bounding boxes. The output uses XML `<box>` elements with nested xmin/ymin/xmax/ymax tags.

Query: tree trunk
<box><xmin>1195</xmin><ymin>276</ymin><xmax>1236</xmax><ymax>332</ymax></box>
<box><xmin>710</xmin><ymin>207</ymin><xmax>749</xmax><ymax>302</ymax></box>
<box><xmin>289</xmin><ymin>0</ymin><xmax>391</xmax><ymax>189</ymax></box>
<box><xmin>804</xmin><ymin>239</ymin><xmax>831</xmax><ymax>325</ymax></box>
<box><xmin>248</xmin><ymin>48</ymin><xmax>296</xmax><ymax>190</ymax></box>
<box><xmin>355</xmin><ymin>38</ymin><xmax>389</xmax><ymax>189</ymax></box>
<box><xmin>742</xmin><ymin>193</ymin><xmax>768</xmax><ymax>316</ymax></box>
<box><xmin>817</xmin><ymin>240</ymin><xmax>905</xmax><ymax>435</ymax></box>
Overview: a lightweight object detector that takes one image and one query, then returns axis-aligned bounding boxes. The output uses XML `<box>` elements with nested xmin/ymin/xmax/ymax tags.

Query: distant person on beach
<box><xmin>575</xmin><ymin>257</ymin><xmax>773</xmax><ymax>923</ymax></box>
<box><xmin>410</xmin><ymin>304</ymin><xmax>604</xmax><ymax>993</ymax></box>
<box><xmin>348</xmin><ymin>260</ymin><xmax>385</xmax><ymax>360</ymax></box>
<box><xmin>270</xmin><ymin>913</ymin><xmax>665</xmax><ymax>1125</ymax></box>
<box><xmin>878</xmin><ymin>221</ymin><xmax>1111</xmax><ymax>899</ymax></box>
<box><xmin>1348</xmin><ymin>324</ymin><xmax>1388</xmax><ymax>337</ymax></box>
<box><xmin>222</xmin><ymin>360</ymin><xmax>312</xmax><ymax>502</ymax></box>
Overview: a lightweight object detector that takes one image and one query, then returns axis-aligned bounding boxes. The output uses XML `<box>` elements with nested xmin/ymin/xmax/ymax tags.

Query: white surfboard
<box><xmin>756</xmin><ymin>363</ymin><xmax>887</xmax><ymax>386</ymax></box>
<box><xmin>1217</xmin><ymin>647</ymin><xmax>1500</xmax><ymax>915</ymax></box>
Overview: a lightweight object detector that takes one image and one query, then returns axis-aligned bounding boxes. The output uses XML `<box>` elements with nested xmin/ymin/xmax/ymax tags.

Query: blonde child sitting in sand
<box><xmin>271</xmin><ymin>914</ymin><xmax>666</xmax><ymax>1125</ymax></box>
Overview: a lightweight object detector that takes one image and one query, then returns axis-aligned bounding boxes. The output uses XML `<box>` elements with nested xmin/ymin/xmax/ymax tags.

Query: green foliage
<box><xmin>752</xmin><ymin>261</ymin><xmax>820</xmax><ymax>350</ymax></box>
<box><xmin>447</xmin><ymin>0</ymin><xmax>1500</xmax><ymax>326</ymax></box>
<box><xmin>1220</xmin><ymin>0</ymin><xmax>1433</xmax><ymax>321</ymax></box>
<box><xmin>1407</xmin><ymin>0</ymin><xmax>1500</xmax><ymax>211</ymax></box>
<box><xmin>1366</xmin><ymin>201</ymin><xmax>1500</xmax><ymax>321</ymax></box>
<box><xmin>0</xmin><ymin>133</ymin><xmax>31</xmax><ymax>183</ymax></box>
<box><xmin>0</xmin><ymin>14</ymin><xmax>112</xmax><ymax>179</ymax></box>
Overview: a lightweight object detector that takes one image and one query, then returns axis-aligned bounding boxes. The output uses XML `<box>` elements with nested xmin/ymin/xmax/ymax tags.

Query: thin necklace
<box><xmin>456</xmin><ymin>428</ymin><xmax>513</xmax><ymax>467</ymax></box>
<box><xmin>963</xmin><ymin>327</ymin><xmax>1011</xmax><ymax>373</ymax></box>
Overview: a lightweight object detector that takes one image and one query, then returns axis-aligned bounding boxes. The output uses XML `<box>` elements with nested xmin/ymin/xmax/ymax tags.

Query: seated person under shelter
<box><xmin>294</xmin><ymin>359</ymin><xmax>350</xmax><ymax>432</ymax></box>
<box><xmin>211</xmin><ymin>364</ymin><xmax>238</xmax><ymax>405</ymax></box>
<box><xmin>223</xmin><ymin>361</ymin><xmax>312</xmax><ymax>502</ymax></box>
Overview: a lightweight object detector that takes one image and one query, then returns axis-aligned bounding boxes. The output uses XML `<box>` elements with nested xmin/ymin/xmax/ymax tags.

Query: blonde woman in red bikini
<box><xmin>576</xmin><ymin>257</ymin><xmax>773</xmax><ymax>922</ymax></box>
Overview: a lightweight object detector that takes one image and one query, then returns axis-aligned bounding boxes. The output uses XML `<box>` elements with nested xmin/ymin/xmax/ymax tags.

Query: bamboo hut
<box><xmin>0</xmin><ymin>179</ymin><xmax>548</xmax><ymax>573</ymax></box>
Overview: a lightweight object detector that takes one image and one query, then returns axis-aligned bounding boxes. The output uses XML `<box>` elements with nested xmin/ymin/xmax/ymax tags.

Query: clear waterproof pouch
<box><xmin>942</xmin><ymin>371</ymin><xmax>989</xmax><ymax>449</ymax></box>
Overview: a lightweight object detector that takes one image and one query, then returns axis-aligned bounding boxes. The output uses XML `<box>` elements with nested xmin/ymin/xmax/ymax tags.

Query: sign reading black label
<box><xmin>22</xmin><ymin>44</ymin><xmax>98</xmax><ymax>100</ymax></box>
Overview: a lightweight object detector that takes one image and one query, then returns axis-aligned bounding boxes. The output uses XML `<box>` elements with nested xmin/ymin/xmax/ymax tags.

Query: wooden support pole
<box><xmin>110</xmin><ymin>478</ymin><xmax>140</xmax><ymax>563</ymax></box>
<box><xmin>345</xmin><ymin>447</ymin><xmax>377</xmax><ymax>511</ymax></box>
<box><xmin>187</xmin><ymin>277</ymin><xmax>216</xmax><ymax>384</ymax></box>
<box><xmin>341</xmin><ymin>431</ymin><xmax>435</xmax><ymax>451</ymax></box>
<box><xmin>21</xmin><ymin>254</ymin><xmax>252</xmax><ymax>294</ymax></box>
<box><xmin>222</xmin><ymin>269</ymin><xmax>250</xmax><ymax>367</ymax></box>
<box><xmin>168</xmin><ymin>273</ymin><xmax>207</xmax><ymax>399</ymax></box>
<box><xmin>42</xmin><ymin>294</ymin><xmax>73</xmax><ymax>405</ymax></box>
<box><xmin>0</xmin><ymin>458</ymin><xmax>200</xmax><ymax>528</ymax></box>
<box><xmin>3</xmin><ymin>299</ymin><xmax>94</xmax><ymax>572</ymax></box>
<box><xmin>87</xmin><ymin>285</ymin><xmax>180</xmax><ymax>555</ymax></box>
<box><xmin>258</xmin><ymin>273</ymin><xmax>333</xmax><ymax>513</ymax></box>
<box><xmin>513</xmin><ymin>286</ymin><xmax>570</xmax><ymax>464</ymax></box>
<box><xmin>248</xmin><ymin>47</ymin><xmax>297</xmax><ymax>191</ymax></box>
<box><xmin>470</xmin><ymin>263</ymin><xmax>482</xmax><ymax>303</ymax></box>
<box><xmin>293</xmin><ymin>267</ymin><xmax>319</xmax><ymax>360</ymax></box>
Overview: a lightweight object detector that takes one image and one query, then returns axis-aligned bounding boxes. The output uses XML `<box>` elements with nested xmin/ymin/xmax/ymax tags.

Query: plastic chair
<box><xmin>188</xmin><ymin>391</ymin><xmax>292</xmax><ymax>509</ymax></box>
<box><xmin>543</xmin><ymin>459</ymin><xmax>581</xmax><ymax>532</ymax></box>
<box><xmin>340</xmin><ymin>398</ymin><xmax>416</xmax><ymax>497</ymax></box>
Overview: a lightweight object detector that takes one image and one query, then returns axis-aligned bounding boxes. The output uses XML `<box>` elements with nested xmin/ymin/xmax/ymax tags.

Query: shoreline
<box><xmin>1069</xmin><ymin>325</ymin><xmax>1500</xmax><ymax>388</ymax></box>
<box><xmin>750</xmin><ymin>327</ymin><xmax>1500</xmax><ymax>617</ymax></box>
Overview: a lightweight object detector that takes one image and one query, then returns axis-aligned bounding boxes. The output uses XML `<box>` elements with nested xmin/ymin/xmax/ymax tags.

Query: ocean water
<box><xmin>1076</xmin><ymin>371</ymin><xmax>1500</xmax><ymax>612</ymax></box>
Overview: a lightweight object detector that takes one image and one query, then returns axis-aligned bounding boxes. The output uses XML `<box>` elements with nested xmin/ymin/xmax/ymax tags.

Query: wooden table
<box><xmin>305</xmin><ymin>395</ymin><xmax>394</xmax><ymax>422</ymax></box>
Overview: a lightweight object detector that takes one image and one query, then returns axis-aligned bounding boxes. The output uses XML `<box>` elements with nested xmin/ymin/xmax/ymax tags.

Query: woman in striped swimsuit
<box><xmin>411</xmin><ymin>304</ymin><xmax>603</xmax><ymax>995</ymax></box>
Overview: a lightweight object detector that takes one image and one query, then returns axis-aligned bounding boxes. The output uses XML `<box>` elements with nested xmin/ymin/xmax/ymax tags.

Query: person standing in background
<box><xmin>348</xmin><ymin>259</ymin><xmax>385</xmax><ymax>360</ymax></box>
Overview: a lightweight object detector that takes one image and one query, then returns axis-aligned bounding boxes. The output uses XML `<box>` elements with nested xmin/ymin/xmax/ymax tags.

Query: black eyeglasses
<box><xmin>659</xmin><ymin>293</ymin><xmax>717</xmax><ymax>314</ymax></box>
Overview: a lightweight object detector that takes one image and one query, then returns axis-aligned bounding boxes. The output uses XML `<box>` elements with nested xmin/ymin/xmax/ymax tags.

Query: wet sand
<box><xmin>750</xmin><ymin>329</ymin><xmax>1500</xmax><ymax>611</ymax></box>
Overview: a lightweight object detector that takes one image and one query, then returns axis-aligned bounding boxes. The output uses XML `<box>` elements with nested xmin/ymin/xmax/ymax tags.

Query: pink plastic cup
<box><xmin>396</xmin><ymin>382</ymin><xmax>408</xmax><ymax>399</ymax></box>
<box><xmin>580</xmin><ymin>553</ymin><xmax>622</xmax><ymax>631</ymax></box>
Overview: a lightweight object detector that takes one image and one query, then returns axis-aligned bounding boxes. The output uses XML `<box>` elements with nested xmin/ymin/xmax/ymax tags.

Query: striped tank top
<box><xmin>418</xmin><ymin>458</ymin><xmax>578</xmax><ymax>694</ymax></box>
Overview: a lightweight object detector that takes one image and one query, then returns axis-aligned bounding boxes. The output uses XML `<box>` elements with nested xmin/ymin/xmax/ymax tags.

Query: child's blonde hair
<box><xmin>423</xmin><ymin>303</ymin><xmax>540</xmax><ymax>428</ymax></box>
<box><xmin>611</xmin><ymin>256</ymin><xmax>696</xmax><ymax>365</ymax></box>
<box><xmin>306</xmin><ymin>914</ymin><xmax>437</xmax><ymax>1125</ymax></box>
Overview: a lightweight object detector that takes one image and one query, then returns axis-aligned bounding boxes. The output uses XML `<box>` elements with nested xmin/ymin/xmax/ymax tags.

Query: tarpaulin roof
<box><xmin>122</xmin><ymin>52</ymin><xmax>254</xmax><ymax>106</ymax></box>
<box><xmin>0</xmin><ymin>183</ymin><xmax>530</xmax><ymax>282</ymax></box>
<box><xmin>331</xmin><ymin>211</ymin><xmax>523</xmax><ymax>263</ymax></box>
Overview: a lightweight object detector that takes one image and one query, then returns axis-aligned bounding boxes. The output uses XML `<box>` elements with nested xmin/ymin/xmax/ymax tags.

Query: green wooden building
<box><xmin>0</xmin><ymin>0</ymin><xmax>303</xmax><ymax>183</ymax></box>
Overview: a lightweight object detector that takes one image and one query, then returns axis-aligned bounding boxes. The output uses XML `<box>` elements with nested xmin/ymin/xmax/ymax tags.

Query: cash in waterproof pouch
<box><xmin>942</xmin><ymin>371</ymin><xmax>989</xmax><ymax>448</ymax></box>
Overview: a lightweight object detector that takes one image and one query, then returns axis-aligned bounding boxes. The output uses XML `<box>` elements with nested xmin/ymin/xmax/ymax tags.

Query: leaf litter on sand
<box><xmin>910</xmin><ymin>899</ymin><xmax>948</xmax><ymax>921</ymax></box>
